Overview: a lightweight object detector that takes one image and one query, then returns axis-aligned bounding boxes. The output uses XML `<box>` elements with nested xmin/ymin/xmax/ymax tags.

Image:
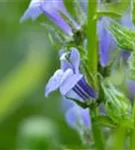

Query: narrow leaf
<box><xmin>107</xmin><ymin>19</ymin><xmax>135</xmax><ymax>51</ymax></box>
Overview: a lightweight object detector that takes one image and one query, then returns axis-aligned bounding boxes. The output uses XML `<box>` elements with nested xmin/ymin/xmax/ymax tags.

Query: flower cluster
<box><xmin>21</xmin><ymin>0</ymin><xmax>135</xmax><ymax>147</ymax></box>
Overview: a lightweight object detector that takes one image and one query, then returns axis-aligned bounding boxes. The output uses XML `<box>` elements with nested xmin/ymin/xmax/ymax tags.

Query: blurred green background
<box><xmin>0</xmin><ymin>0</ymin><xmax>80</xmax><ymax>149</ymax></box>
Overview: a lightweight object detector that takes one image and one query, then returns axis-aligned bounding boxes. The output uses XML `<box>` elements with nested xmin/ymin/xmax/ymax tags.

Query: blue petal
<box><xmin>65</xmin><ymin>104</ymin><xmax>90</xmax><ymax>129</ymax></box>
<box><xmin>61</xmin><ymin>68</ymin><xmax>74</xmax><ymax>83</ymax></box>
<box><xmin>70</xmin><ymin>48</ymin><xmax>81</xmax><ymax>74</ymax></box>
<box><xmin>121</xmin><ymin>51</ymin><xmax>131</xmax><ymax>62</ymax></box>
<box><xmin>60</xmin><ymin>74</ymin><xmax>83</xmax><ymax>95</ymax></box>
<box><xmin>45</xmin><ymin>69</ymin><xmax>64</xmax><ymax>97</ymax></box>
<box><xmin>60</xmin><ymin>52</ymin><xmax>73</xmax><ymax>71</ymax></box>
<box><xmin>79</xmin><ymin>0</ymin><xmax>87</xmax><ymax>13</ymax></box>
<box><xmin>120</xmin><ymin>12</ymin><xmax>134</xmax><ymax>60</ymax></box>
<box><xmin>77</xmin><ymin>77</ymin><xmax>98</xmax><ymax>99</ymax></box>
<box><xmin>61</xmin><ymin>91</ymin><xmax>83</xmax><ymax>111</ymax></box>
<box><xmin>20</xmin><ymin>0</ymin><xmax>42</xmax><ymax>22</ymax></box>
<box><xmin>41</xmin><ymin>2</ymin><xmax>73</xmax><ymax>36</ymax></box>
<box><xmin>121</xmin><ymin>12</ymin><xmax>135</xmax><ymax>29</ymax></box>
<box><xmin>127</xmin><ymin>79</ymin><xmax>135</xmax><ymax>99</ymax></box>
<box><xmin>60</xmin><ymin>48</ymin><xmax>81</xmax><ymax>73</ymax></box>
<box><xmin>98</xmin><ymin>17</ymin><xmax>116</xmax><ymax>67</ymax></box>
<box><xmin>61</xmin><ymin>98</ymin><xmax>75</xmax><ymax>111</ymax></box>
<box><xmin>53</xmin><ymin>0</ymin><xmax>80</xmax><ymax>29</ymax></box>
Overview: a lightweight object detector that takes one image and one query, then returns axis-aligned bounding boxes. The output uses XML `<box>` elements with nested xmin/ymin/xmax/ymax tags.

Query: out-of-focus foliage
<box><xmin>0</xmin><ymin>0</ymin><xmax>80</xmax><ymax>149</ymax></box>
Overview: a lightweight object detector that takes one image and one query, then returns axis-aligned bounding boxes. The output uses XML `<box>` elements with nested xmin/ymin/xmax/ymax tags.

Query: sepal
<box><xmin>101</xmin><ymin>81</ymin><xmax>132</xmax><ymax>125</ymax></box>
<box><xmin>107</xmin><ymin>19</ymin><xmax>135</xmax><ymax>51</ymax></box>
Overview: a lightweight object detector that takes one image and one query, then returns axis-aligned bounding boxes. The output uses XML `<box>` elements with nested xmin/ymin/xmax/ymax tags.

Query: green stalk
<box><xmin>88</xmin><ymin>1</ymin><xmax>104</xmax><ymax>149</ymax></box>
<box><xmin>87</xmin><ymin>0</ymin><xmax>98</xmax><ymax>90</ymax></box>
<box><xmin>90</xmin><ymin>105</ymin><xmax>105</xmax><ymax>150</ymax></box>
<box><xmin>130</xmin><ymin>102</ymin><xmax>135</xmax><ymax>149</ymax></box>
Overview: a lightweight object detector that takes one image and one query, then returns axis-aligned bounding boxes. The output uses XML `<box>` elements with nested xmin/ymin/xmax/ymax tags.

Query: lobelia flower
<box><xmin>120</xmin><ymin>12</ymin><xmax>135</xmax><ymax>99</ymax></box>
<box><xmin>65</xmin><ymin>101</ymin><xmax>90</xmax><ymax>129</ymax></box>
<box><xmin>61</xmin><ymin>93</ymin><xmax>90</xmax><ymax>129</ymax></box>
<box><xmin>98</xmin><ymin>12</ymin><xmax>134</xmax><ymax>67</ymax></box>
<box><xmin>62</xmin><ymin>96</ymin><xmax>91</xmax><ymax>144</ymax></box>
<box><xmin>120</xmin><ymin>12</ymin><xmax>135</xmax><ymax>61</ymax></box>
<box><xmin>127</xmin><ymin>79</ymin><xmax>135</xmax><ymax>100</ymax></box>
<box><xmin>20</xmin><ymin>0</ymin><xmax>80</xmax><ymax>36</ymax></box>
<box><xmin>98</xmin><ymin>17</ymin><xmax>116</xmax><ymax>67</ymax></box>
<box><xmin>61</xmin><ymin>92</ymin><xmax>105</xmax><ymax>129</ymax></box>
<box><xmin>45</xmin><ymin>48</ymin><xmax>98</xmax><ymax>101</ymax></box>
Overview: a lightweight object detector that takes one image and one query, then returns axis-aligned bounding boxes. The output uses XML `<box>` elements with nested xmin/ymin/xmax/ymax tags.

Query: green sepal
<box><xmin>128</xmin><ymin>51</ymin><xmax>135</xmax><ymax>81</ymax></box>
<box><xmin>65</xmin><ymin>96</ymin><xmax>88</xmax><ymax>109</ymax></box>
<box><xmin>101</xmin><ymin>81</ymin><xmax>132</xmax><ymax>125</ymax></box>
<box><xmin>98</xmin><ymin>115</ymin><xmax>117</xmax><ymax>128</ymax></box>
<box><xmin>107</xmin><ymin>19</ymin><xmax>135</xmax><ymax>51</ymax></box>
<box><xmin>131</xmin><ymin>0</ymin><xmax>135</xmax><ymax>26</ymax></box>
<box><xmin>94</xmin><ymin>11</ymin><xmax>121</xmax><ymax>21</ymax></box>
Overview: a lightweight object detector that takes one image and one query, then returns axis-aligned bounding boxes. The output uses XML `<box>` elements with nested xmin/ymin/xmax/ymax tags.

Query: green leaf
<box><xmin>0</xmin><ymin>50</ymin><xmax>47</xmax><ymax>122</ymax></box>
<box><xmin>106</xmin><ymin>125</ymin><xmax>127</xmax><ymax>150</ymax></box>
<box><xmin>99</xmin><ymin>1</ymin><xmax>129</xmax><ymax>15</ymax></box>
<box><xmin>107</xmin><ymin>19</ymin><xmax>135</xmax><ymax>51</ymax></box>
<box><xmin>129</xmin><ymin>51</ymin><xmax>135</xmax><ymax>81</ymax></box>
<box><xmin>65</xmin><ymin>96</ymin><xmax>88</xmax><ymax>109</ymax></box>
<box><xmin>101</xmin><ymin>81</ymin><xmax>132</xmax><ymax>125</ymax></box>
<box><xmin>130</xmin><ymin>103</ymin><xmax>135</xmax><ymax>149</ymax></box>
<box><xmin>131</xmin><ymin>0</ymin><xmax>135</xmax><ymax>26</ymax></box>
<box><xmin>98</xmin><ymin>115</ymin><xmax>116</xmax><ymax>128</ymax></box>
<box><xmin>94</xmin><ymin>11</ymin><xmax>121</xmax><ymax>21</ymax></box>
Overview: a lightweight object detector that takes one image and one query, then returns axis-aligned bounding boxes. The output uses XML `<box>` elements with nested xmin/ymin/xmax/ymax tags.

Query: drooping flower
<box><xmin>45</xmin><ymin>48</ymin><xmax>97</xmax><ymax>101</ymax></box>
<box><xmin>127</xmin><ymin>79</ymin><xmax>135</xmax><ymax>100</ymax></box>
<box><xmin>65</xmin><ymin>101</ymin><xmax>90</xmax><ymax>129</ymax></box>
<box><xmin>120</xmin><ymin>12</ymin><xmax>135</xmax><ymax>61</ymax></box>
<box><xmin>20</xmin><ymin>0</ymin><xmax>80</xmax><ymax>36</ymax></box>
<box><xmin>61</xmin><ymin>92</ymin><xmax>90</xmax><ymax>129</ymax></box>
<box><xmin>98</xmin><ymin>17</ymin><xmax>116</xmax><ymax>67</ymax></box>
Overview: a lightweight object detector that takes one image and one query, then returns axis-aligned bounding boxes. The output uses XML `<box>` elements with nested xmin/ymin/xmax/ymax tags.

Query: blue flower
<box><xmin>98</xmin><ymin>17</ymin><xmax>116</xmax><ymax>67</ymax></box>
<box><xmin>61</xmin><ymin>93</ymin><xmax>90</xmax><ymax>129</ymax></box>
<box><xmin>45</xmin><ymin>48</ymin><xmax>97</xmax><ymax>101</ymax></box>
<box><xmin>121</xmin><ymin>12</ymin><xmax>135</xmax><ymax>29</ymax></box>
<box><xmin>120</xmin><ymin>12</ymin><xmax>135</xmax><ymax>61</ymax></box>
<box><xmin>127</xmin><ymin>79</ymin><xmax>135</xmax><ymax>100</ymax></box>
<box><xmin>65</xmin><ymin>101</ymin><xmax>90</xmax><ymax>129</ymax></box>
<box><xmin>20</xmin><ymin>0</ymin><xmax>80</xmax><ymax>36</ymax></box>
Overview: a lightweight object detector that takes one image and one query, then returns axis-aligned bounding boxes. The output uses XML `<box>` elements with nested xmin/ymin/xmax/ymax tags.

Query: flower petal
<box><xmin>77</xmin><ymin>77</ymin><xmax>98</xmax><ymax>99</ymax></box>
<box><xmin>61</xmin><ymin>68</ymin><xmax>74</xmax><ymax>83</ymax></box>
<box><xmin>41</xmin><ymin>2</ymin><xmax>73</xmax><ymax>36</ymax></box>
<box><xmin>20</xmin><ymin>0</ymin><xmax>43</xmax><ymax>22</ymax></box>
<box><xmin>61</xmin><ymin>91</ymin><xmax>83</xmax><ymax>111</ymax></box>
<box><xmin>61</xmin><ymin>97</ymin><xmax>75</xmax><ymax>111</ymax></box>
<box><xmin>70</xmin><ymin>48</ymin><xmax>81</xmax><ymax>74</ymax></box>
<box><xmin>120</xmin><ymin>12</ymin><xmax>134</xmax><ymax>60</ymax></box>
<box><xmin>60</xmin><ymin>48</ymin><xmax>81</xmax><ymax>73</ymax></box>
<box><xmin>121</xmin><ymin>12</ymin><xmax>135</xmax><ymax>29</ymax></box>
<box><xmin>60</xmin><ymin>73</ymin><xmax>83</xmax><ymax>95</ymax></box>
<box><xmin>60</xmin><ymin>52</ymin><xmax>73</xmax><ymax>71</ymax></box>
<box><xmin>50</xmin><ymin>0</ymin><xmax>80</xmax><ymax>29</ymax></box>
<box><xmin>45</xmin><ymin>69</ymin><xmax>64</xmax><ymax>97</ymax></box>
<box><xmin>98</xmin><ymin>17</ymin><xmax>116</xmax><ymax>67</ymax></box>
<box><xmin>127</xmin><ymin>79</ymin><xmax>135</xmax><ymax>100</ymax></box>
<box><xmin>65</xmin><ymin>104</ymin><xmax>90</xmax><ymax>129</ymax></box>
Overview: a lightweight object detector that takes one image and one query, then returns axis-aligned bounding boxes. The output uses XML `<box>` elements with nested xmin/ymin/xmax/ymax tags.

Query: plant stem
<box><xmin>87</xmin><ymin>1</ymin><xmax>104</xmax><ymax>149</ymax></box>
<box><xmin>87</xmin><ymin>0</ymin><xmax>98</xmax><ymax>90</ymax></box>
<box><xmin>89</xmin><ymin>105</ymin><xmax>105</xmax><ymax>150</ymax></box>
<box><xmin>130</xmin><ymin>102</ymin><xmax>135</xmax><ymax>149</ymax></box>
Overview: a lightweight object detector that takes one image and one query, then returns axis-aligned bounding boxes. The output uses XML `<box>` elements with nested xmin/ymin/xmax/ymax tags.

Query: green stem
<box><xmin>89</xmin><ymin>106</ymin><xmax>105</xmax><ymax>150</ymax></box>
<box><xmin>130</xmin><ymin>102</ymin><xmax>135</xmax><ymax>149</ymax></box>
<box><xmin>87</xmin><ymin>1</ymin><xmax>104</xmax><ymax>149</ymax></box>
<box><xmin>88</xmin><ymin>0</ymin><xmax>98</xmax><ymax>90</ymax></box>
